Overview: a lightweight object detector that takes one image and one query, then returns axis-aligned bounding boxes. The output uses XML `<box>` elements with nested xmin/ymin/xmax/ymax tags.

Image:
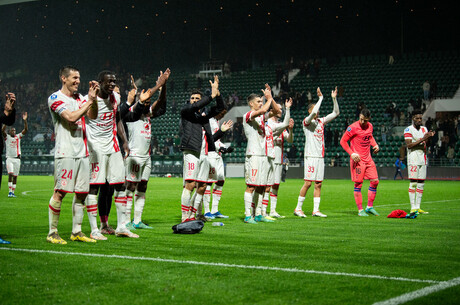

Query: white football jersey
<box><xmin>86</xmin><ymin>92</ymin><xmax>121</xmax><ymax>155</ymax></box>
<box><xmin>273</xmin><ymin>130</ymin><xmax>289</xmax><ymax>164</ymax></box>
<box><xmin>48</xmin><ymin>90</ymin><xmax>89</xmax><ymax>159</ymax></box>
<box><xmin>209</xmin><ymin>118</ymin><xmax>225</xmax><ymax>151</ymax></box>
<box><xmin>5</xmin><ymin>133</ymin><xmax>23</xmax><ymax>158</ymax></box>
<box><xmin>404</xmin><ymin>124</ymin><xmax>428</xmax><ymax>165</ymax></box>
<box><xmin>265</xmin><ymin>120</ymin><xmax>276</xmax><ymax>159</ymax></box>
<box><xmin>303</xmin><ymin>117</ymin><xmax>326</xmax><ymax>158</ymax></box>
<box><xmin>243</xmin><ymin>111</ymin><xmax>266</xmax><ymax>156</ymax></box>
<box><xmin>126</xmin><ymin>115</ymin><xmax>151</xmax><ymax>157</ymax></box>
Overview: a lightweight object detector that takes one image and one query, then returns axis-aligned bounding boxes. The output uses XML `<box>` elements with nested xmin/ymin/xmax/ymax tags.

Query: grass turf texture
<box><xmin>0</xmin><ymin>176</ymin><xmax>459</xmax><ymax>304</ymax></box>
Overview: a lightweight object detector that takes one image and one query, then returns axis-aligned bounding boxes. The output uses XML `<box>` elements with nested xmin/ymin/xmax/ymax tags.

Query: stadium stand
<box><xmin>2</xmin><ymin>51</ymin><xmax>460</xmax><ymax>175</ymax></box>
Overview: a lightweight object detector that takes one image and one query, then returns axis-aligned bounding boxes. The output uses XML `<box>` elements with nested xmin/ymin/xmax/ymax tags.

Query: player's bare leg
<box><xmin>312</xmin><ymin>181</ymin><xmax>327</xmax><ymax>217</ymax></box>
<box><xmin>114</xmin><ymin>183</ymin><xmax>138</xmax><ymax>238</ymax></box>
<box><xmin>182</xmin><ymin>180</ymin><xmax>195</xmax><ymax>221</ymax></box>
<box><xmin>269</xmin><ymin>184</ymin><xmax>285</xmax><ymax>218</ymax></box>
<box><xmin>132</xmin><ymin>180</ymin><xmax>152</xmax><ymax>228</ymax></box>
<box><xmin>189</xmin><ymin>181</ymin><xmax>207</xmax><ymax>221</ymax></box>
<box><xmin>295</xmin><ymin>180</ymin><xmax>312</xmax><ymax>217</ymax></box>
<box><xmin>47</xmin><ymin>190</ymin><xmax>67</xmax><ymax>244</ymax></box>
<box><xmin>87</xmin><ymin>185</ymin><xmax>107</xmax><ymax>240</ymax></box>
<box><xmin>211</xmin><ymin>180</ymin><xmax>228</xmax><ymax>218</ymax></box>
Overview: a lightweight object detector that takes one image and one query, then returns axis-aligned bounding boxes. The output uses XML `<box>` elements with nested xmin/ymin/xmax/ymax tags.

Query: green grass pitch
<box><xmin>0</xmin><ymin>176</ymin><xmax>459</xmax><ymax>304</ymax></box>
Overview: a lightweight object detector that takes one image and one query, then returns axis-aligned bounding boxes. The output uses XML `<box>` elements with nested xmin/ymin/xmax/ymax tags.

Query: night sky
<box><xmin>0</xmin><ymin>0</ymin><xmax>458</xmax><ymax>74</ymax></box>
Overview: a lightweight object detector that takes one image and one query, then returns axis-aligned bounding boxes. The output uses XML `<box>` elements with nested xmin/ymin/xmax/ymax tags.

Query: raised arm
<box><xmin>249</xmin><ymin>84</ymin><xmax>273</xmax><ymax>119</ymax></box>
<box><xmin>141</xmin><ymin>68</ymin><xmax>171</xmax><ymax>101</ymax></box>
<box><xmin>273</xmin><ymin>98</ymin><xmax>292</xmax><ymax>136</ymax></box>
<box><xmin>61</xmin><ymin>82</ymin><xmax>99</xmax><ymax>123</ymax></box>
<box><xmin>150</xmin><ymin>69</ymin><xmax>170</xmax><ymax>118</ymax></box>
<box><xmin>304</xmin><ymin>87</ymin><xmax>323</xmax><ymax>125</ymax></box>
<box><xmin>324</xmin><ymin>87</ymin><xmax>340</xmax><ymax>124</ymax></box>
<box><xmin>286</xmin><ymin>118</ymin><xmax>294</xmax><ymax>143</ymax></box>
<box><xmin>21</xmin><ymin>112</ymin><xmax>28</xmax><ymax>135</ymax></box>
<box><xmin>86</xmin><ymin>81</ymin><xmax>99</xmax><ymax>120</ymax></box>
<box><xmin>2</xmin><ymin>92</ymin><xmax>16</xmax><ymax>126</ymax></box>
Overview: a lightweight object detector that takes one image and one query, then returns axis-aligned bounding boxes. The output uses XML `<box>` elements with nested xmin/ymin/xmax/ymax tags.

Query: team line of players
<box><xmin>43</xmin><ymin>65</ymin><xmax>434</xmax><ymax>244</ymax></box>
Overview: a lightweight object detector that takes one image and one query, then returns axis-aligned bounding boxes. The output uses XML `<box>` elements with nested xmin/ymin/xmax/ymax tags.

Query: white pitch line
<box><xmin>0</xmin><ymin>247</ymin><xmax>439</xmax><ymax>284</ymax></box>
<box><xmin>377</xmin><ymin>198</ymin><xmax>460</xmax><ymax>208</ymax></box>
<box><xmin>373</xmin><ymin>276</ymin><xmax>460</xmax><ymax>305</ymax></box>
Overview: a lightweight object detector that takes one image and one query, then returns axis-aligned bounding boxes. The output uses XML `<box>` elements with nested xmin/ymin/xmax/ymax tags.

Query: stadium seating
<box><xmin>8</xmin><ymin>51</ymin><xmax>460</xmax><ymax>171</ymax></box>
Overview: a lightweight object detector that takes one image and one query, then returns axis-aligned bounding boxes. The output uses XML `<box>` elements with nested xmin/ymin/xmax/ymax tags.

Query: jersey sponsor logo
<box><xmin>50</xmin><ymin>94</ymin><xmax>58</xmax><ymax>100</ymax></box>
<box><xmin>100</xmin><ymin>112</ymin><xmax>114</xmax><ymax>121</ymax></box>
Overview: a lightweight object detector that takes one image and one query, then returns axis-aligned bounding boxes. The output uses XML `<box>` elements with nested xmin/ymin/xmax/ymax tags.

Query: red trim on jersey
<box><xmin>404</xmin><ymin>133</ymin><xmax>412</xmax><ymax>138</ymax></box>
<box><xmin>110</xmin><ymin>94</ymin><xmax>120</xmax><ymax>153</ymax></box>
<box><xmin>75</xmin><ymin>191</ymin><xmax>89</xmax><ymax>194</ymax></box>
<box><xmin>15</xmin><ymin>135</ymin><xmax>20</xmax><ymax>157</ymax></box>
<box><xmin>50</xmin><ymin>101</ymin><xmax>64</xmax><ymax>112</ymax></box>
<box><xmin>245</xmin><ymin>111</ymin><xmax>252</xmax><ymax>123</ymax></box>
<box><xmin>90</xmin><ymin>183</ymin><xmax>107</xmax><ymax>186</ymax></box>
<box><xmin>75</xmin><ymin>96</ymin><xmax>89</xmax><ymax>157</ymax></box>
<box><xmin>319</xmin><ymin>119</ymin><xmax>325</xmax><ymax>157</ymax></box>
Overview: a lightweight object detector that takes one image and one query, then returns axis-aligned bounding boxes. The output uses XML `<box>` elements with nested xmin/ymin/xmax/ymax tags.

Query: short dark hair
<box><xmin>247</xmin><ymin>93</ymin><xmax>259</xmax><ymax>104</ymax></box>
<box><xmin>190</xmin><ymin>89</ymin><xmax>203</xmax><ymax>97</ymax></box>
<box><xmin>98</xmin><ymin>70</ymin><xmax>115</xmax><ymax>83</ymax></box>
<box><xmin>412</xmin><ymin>109</ymin><xmax>422</xmax><ymax>116</ymax></box>
<box><xmin>59</xmin><ymin>65</ymin><xmax>79</xmax><ymax>79</ymax></box>
<box><xmin>360</xmin><ymin>108</ymin><xmax>371</xmax><ymax>118</ymax></box>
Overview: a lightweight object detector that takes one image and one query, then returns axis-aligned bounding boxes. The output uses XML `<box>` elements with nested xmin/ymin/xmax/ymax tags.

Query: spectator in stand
<box><xmin>233</xmin><ymin>121</ymin><xmax>243</xmax><ymax>147</ymax></box>
<box><xmin>400</xmin><ymin>111</ymin><xmax>406</xmax><ymax>126</ymax></box>
<box><xmin>173</xmin><ymin>134</ymin><xmax>180</xmax><ymax>153</ymax></box>
<box><xmin>388</xmin><ymin>54</ymin><xmax>395</xmax><ymax>65</ymax></box>
<box><xmin>394</xmin><ymin>158</ymin><xmax>405</xmax><ymax>180</ymax></box>
<box><xmin>407</xmin><ymin>102</ymin><xmax>414</xmax><ymax>117</ymax></box>
<box><xmin>380</xmin><ymin>124</ymin><xmax>388</xmax><ymax>143</ymax></box>
<box><xmin>288</xmin><ymin>143</ymin><xmax>298</xmax><ymax>160</ymax></box>
<box><xmin>392</xmin><ymin>112</ymin><xmax>399</xmax><ymax>126</ymax></box>
<box><xmin>447</xmin><ymin>145</ymin><xmax>455</xmax><ymax>165</ymax></box>
<box><xmin>422</xmin><ymin>81</ymin><xmax>430</xmax><ymax>101</ymax></box>
<box><xmin>281</xmin><ymin>153</ymin><xmax>289</xmax><ymax>182</ymax></box>
<box><xmin>307</xmin><ymin>90</ymin><xmax>312</xmax><ymax>104</ymax></box>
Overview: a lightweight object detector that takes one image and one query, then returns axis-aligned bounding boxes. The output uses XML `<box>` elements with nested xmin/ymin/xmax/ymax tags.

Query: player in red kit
<box><xmin>340</xmin><ymin>108</ymin><xmax>380</xmax><ymax>216</ymax></box>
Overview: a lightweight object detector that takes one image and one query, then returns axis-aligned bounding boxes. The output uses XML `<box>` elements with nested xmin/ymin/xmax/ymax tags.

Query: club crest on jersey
<box><xmin>51</xmin><ymin>94</ymin><xmax>58</xmax><ymax>100</ymax></box>
<box><xmin>144</xmin><ymin>123</ymin><xmax>149</xmax><ymax>130</ymax></box>
<box><xmin>347</xmin><ymin>127</ymin><xmax>351</xmax><ymax>132</ymax></box>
